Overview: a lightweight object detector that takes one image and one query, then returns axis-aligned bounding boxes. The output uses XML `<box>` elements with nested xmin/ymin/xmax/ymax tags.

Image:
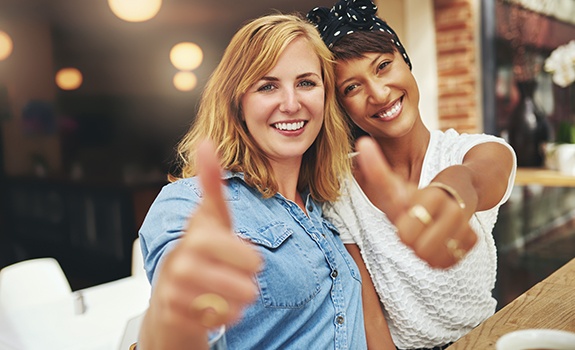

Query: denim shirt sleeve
<box><xmin>139</xmin><ymin>178</ymin><xmax>203</xmax><ymax>284</ymax></box>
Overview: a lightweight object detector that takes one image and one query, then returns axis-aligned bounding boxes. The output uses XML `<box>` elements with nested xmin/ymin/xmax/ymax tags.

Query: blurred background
<box><xmin>0</xmin><ymin>0</ymin><xmax>574</xmax><ymax>310</ymax></box>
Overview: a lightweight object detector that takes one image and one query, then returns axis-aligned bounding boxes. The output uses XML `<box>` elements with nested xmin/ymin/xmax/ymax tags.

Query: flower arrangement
<box><xmin>544</xmin><ymin>40</ymin><xmax>575</xmax><ymax>88</ymax></box>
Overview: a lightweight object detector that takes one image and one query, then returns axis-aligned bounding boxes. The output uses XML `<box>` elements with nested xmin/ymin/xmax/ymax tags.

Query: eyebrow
<box><xmin>336</xmin><ymin>54</ymin><xmax>384</xmax><ymax>91</ymax></box>
<box><xmin>260</xmin><ymin>72</ymin><xmax>321</xmax><ymax>82</ymax></box>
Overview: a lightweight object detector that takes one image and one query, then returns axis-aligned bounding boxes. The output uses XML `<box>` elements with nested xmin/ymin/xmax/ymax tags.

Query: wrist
<box><xmin>427</xmin><ymin>182</ymin><xmax>466</xmax><ymax>209</ymax></box>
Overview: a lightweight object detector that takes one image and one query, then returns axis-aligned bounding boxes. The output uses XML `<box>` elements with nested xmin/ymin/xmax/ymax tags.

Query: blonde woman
<box><xmin>138</xmin><ymin>13</ymin><xmax>368</xmax><ymax>349</ymax></box>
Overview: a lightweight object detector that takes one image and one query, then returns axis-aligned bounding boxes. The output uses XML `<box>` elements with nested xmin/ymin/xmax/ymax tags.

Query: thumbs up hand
<box><xmin>144</xmin><ymin>140</ymin><xmax>262</xmax><ymax>349</ymax></box>
<box><xmin>354</xmin><ymin>137</ymin><xmax>476</xmax><ymax>269</ymax></box>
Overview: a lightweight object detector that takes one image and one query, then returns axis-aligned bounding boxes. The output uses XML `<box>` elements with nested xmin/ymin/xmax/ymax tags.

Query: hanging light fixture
<box><xmin>173</xmin><ymin>71</ymin><xmax>197</xmax><ymax>91</ymax></box>
<box><xmin>0</xmin><ymin>31</ymin><xmax>14</xmax><ymax>61</ymax></box>
<box><xmin>55</xmin><ymin>68</ymin><xmax>83</xmax><ymax>90</ymax></box>
<box><xmin>108</xmin><ymin>0</ymin><xmax>162</xmax><ymax>22</ymax></box>
<box><xmin>170</xmin><ymin>42</ymin><xmax>203</xmax><ymax>71</ymax></box>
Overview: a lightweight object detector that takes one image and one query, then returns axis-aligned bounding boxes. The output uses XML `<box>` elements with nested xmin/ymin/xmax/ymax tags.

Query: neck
<box><xmin>270</xmin><ymin>158</ymin><xmax>303</xmax><ymax>203</ymax></box>
<box><xmin>374</xmin><ymin>126</ymin><xmax>430</xmax><ymax>183</ymax></box>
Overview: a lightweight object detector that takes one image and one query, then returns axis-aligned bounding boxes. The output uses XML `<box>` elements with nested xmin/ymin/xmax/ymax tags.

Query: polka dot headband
<box><xmin>307</xmin><ymin>0</ymin><xmax>412</xmax><ymax>70</ymax></box>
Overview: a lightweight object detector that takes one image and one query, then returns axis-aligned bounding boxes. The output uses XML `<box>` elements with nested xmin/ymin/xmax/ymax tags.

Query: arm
<box><xmin>138</xmin><ymin>140</ymin><xmax>262</xmax><ymax>350</ymax></box>
<box><xmin>433</xmin><ymin>142</ymin><xmax>515</xmax><ymax>213</ymax></box>
<box><xmin>345</xmin><ymin>244</ymin><xmax>395</xmax><ymax>350</ymax></box>
<box><xmin>400</xmin><ymin>141</ymin><xmax>515</xmax><ymax>264</ymax></box>
<box><xmin>354</xmin><ymin>137</ymin><xmax>515</xmax><ymax>268</ymax></box>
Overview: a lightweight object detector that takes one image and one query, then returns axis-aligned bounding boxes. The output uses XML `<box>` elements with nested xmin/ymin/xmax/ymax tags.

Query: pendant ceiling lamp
<box><xmin>108</xmin><ymin>0</ymin><xmax>162</xmax><ymax>22</ymax></box>
<box><xmin>55</xmin><ymin>68</ymin><xmax>83</xmax><ymax>90</ymax></box>
<box><xmin>0</xmin><ymin>31</ymin><xmax>14</xmax><ymax>61</ymax></box>
<box><xmin>170</xmin><ymin>42</ymin><xmax>203</xmax><ymax>71</ymax></box>
<box><xmin>173</xmin><ymin>71</ymin><xmax>197</xmax><ymax>92</ymax></box>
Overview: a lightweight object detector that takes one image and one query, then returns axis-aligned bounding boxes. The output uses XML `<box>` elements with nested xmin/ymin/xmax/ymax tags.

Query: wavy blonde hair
<box><xmin>172</xmin><ymin>13</ymin><xmax>351</xmax><ymax>202</ymax></box>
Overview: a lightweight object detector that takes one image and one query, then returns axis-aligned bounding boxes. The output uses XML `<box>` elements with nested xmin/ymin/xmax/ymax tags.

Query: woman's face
<box><xmin>241</xmin><ymin>37</ymin><xmax>324</xmax><ymax>167</ymax></box>
<box><xmin>335</xmin><ymin>50</ymin><xmax>420</xmax><ymax>139</ymax></box>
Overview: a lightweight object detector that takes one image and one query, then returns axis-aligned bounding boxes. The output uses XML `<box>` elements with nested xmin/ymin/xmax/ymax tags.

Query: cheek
<box><xmin>341</xmin><ymin>99</ymin><xmax>362</xmax><ymax>120</ymax></box>
<box><xmin>242</xmin><ymin>96</ymin><xmax>270</xmax><ymax>125</ymax></box>
<box><xmin>348</xmin><ymin>115</ymin><xmax>365</xmax><ymax>129</ymax></box>
<box><xmin>304</xmin><ymin>91</ymin><xmax>326</xmax><ymax>118</ymax></box>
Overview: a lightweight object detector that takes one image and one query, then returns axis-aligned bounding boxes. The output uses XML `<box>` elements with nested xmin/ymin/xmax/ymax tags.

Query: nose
<box><xmin>366</xmin><ymin>79</ymin><xmax>391</xmax><ymax>105</ymax></box>
<box><xmin>279</xmin><ymin>88</ymin><xmax>301</xmax><ymax>114</ymax></box>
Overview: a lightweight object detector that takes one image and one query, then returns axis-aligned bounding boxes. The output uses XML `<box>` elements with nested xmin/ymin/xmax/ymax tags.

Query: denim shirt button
<box><xmin>307</xmin><ymin>204</ymin><xmax>313</xmax><ymax>212</ymax></box>
<box><xmin>330</xmin><ymin>270</ymin><xmax>338</xmax><ymax>278</ymax></box>
<box><xmin>335</xmin><ymin>315</ymin><xmax>345</xmax><ymax>324</ymax></box>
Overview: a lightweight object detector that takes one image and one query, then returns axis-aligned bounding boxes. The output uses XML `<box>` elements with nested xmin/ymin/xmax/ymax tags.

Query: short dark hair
<box><xmin>330</xmin><ymin>30</ymin><xmax>397</xmax><ymax>61</ymax></box>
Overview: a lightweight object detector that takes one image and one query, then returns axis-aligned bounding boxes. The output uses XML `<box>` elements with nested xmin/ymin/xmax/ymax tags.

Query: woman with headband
<box><xmin>307</xmin><ymin>1</ymin><xmax>517</xmax><ymax>349</ymax></box>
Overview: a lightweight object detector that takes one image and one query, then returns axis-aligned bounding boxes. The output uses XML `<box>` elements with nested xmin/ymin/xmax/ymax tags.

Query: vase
<box><xmin>507</xmin><ymin>80</ymin><xmax>551</xmax><ymax>167</ymax></box>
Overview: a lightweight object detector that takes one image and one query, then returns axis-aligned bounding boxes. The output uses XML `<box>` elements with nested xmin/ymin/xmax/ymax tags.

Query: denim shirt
<box><xmin>139</xmin><ymin>173</ymin><xmax>367</xmax><ymax>349</ymax></box>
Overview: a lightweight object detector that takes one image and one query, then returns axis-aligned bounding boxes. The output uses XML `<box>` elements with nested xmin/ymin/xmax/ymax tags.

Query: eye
<box><xmin>298</xmin><ymin>79</ymin><xmax>317</xmax><ymax>88</ymax></box>
<box><xmin>343</xmin><ymin>83</ymin><xmax>358</xmax><ymax>96</ymax></box>
<box><xmin>256</xmin><ymin>83</ymin><xmax>276</xmax><ymax>92</ymax></box>
<box><xmin>377</xmin><ymin>60</ymin><xmax>391</xmax><ymax>72</ymax></box>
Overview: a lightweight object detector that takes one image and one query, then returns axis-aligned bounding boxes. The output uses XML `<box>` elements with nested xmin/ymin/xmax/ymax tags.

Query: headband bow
<box><xmin>307</xmin><ymin>0</ymin><xmax>412</xmax><ymax>69</ymax></box>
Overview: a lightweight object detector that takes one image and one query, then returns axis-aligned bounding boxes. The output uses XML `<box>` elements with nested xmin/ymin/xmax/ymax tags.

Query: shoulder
<box><xmin>430</xmin><ymin>128</ymin><xmax>512</xmax><ymax>160</ymax></box>
<box><xmin>158</xmin><ymin>173</ymin><xmax>249</xmax><ymax>203</ymax></box>
<box><xmin>434</xmin><ymin>128</ymin><xmax>509</xmax><ymax>147</ymax></box>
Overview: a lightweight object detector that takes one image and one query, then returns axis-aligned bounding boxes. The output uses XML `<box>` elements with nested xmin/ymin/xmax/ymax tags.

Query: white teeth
<box><xmin>378</xmin><ymin>100</ymin><xmax>401</xmax><ymax>118</ymax></box>
<box><xmin>273</xmin><ymin>121</ymin><xmax>305</xmax><ymax>131</ymax></box>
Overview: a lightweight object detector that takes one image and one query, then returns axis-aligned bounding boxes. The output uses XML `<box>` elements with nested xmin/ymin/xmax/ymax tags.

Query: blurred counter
<box><xmin>493</xmin><ymin>167</ymin><xmax>575</xmax><ymax>308</ymax></box>
<box><xmin>515</xmin><ymin>167</ymin><xmax>575</xmax><ymax>187</ymax></box>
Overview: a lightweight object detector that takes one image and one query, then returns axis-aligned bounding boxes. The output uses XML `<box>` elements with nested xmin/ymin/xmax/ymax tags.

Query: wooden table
<box><xmin>449</xmin><ymin>258</ymin><xmax>575</xmax><ymax>349</ymax></box>
<box><xmin>515</xmin><ymin>167</ymin><xmax>575</xmax><ymax>187</ymax></box>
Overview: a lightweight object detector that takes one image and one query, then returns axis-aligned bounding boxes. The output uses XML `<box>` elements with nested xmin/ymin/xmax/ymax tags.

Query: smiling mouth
<box><xmin>272</xmin><ymin>121</ymin><xmax>306</xmax><ymax>131</ymax></box>
<box><xmin>372</xmin><ymin>98</ymin><xmax>402</xmax><ymax>120</ymax></box>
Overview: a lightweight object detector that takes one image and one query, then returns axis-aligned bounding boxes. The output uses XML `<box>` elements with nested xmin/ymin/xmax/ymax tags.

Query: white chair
<box><xmin>0</xmin><ymin>257</ymin><xmax>73</xmax><ymax>309</ymax></box>
<box><xmin>131</xmin><ymin>237</ymin><xmax>145</xmax><ymax>277</ymax></box>
<box><xmin>117</xmin><ymin>312</ymin><xmax>145</xmax><ymax>350</ymax></box>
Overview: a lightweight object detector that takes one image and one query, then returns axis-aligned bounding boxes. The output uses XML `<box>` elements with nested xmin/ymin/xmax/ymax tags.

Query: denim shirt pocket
<box><xmin>237</xmin><ymin>221</ymin><xmax>321</xmax><ymax>309</ymax></box>
<box><xmin>322</xmin><ymin>219</ymin><xmax>362</xmax><ymax>283</ymax></box>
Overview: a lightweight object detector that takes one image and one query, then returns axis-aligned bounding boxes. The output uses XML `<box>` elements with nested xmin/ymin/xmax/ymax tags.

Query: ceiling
<box><xmin>0</xmin><ymin>0</ymin><xmax>337</xmax><ymax>95</ymax></box>
<box><xmin>0</xmin><ymin>0</ymin><xmax>337</xmax><ymax>60</ymax></box>
<box><xmin>0</xmin><ymin>0</ymin><xmax>341</xmax><ymax>161</ymax></box>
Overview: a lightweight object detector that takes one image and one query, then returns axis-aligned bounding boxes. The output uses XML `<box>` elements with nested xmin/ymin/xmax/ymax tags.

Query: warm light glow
<box><xmin>0</xmin><ymin>31</ymin><xmax>14</xmax><ymax>61</ymax></box>
<box><xmin>55</xmin><ymin>68</ymin><xmax>83</xmax><ymax>90</ymax></box>
<box><xmin>173</xmin><ymin>71</ymin><xmax>197</xmax><ymax>91</ymax></box>
<box><xmin>108</xmin><ymin>0</ymin><xmax>162</xmax><ymax>22</ymax></box>
<box><xmin>170</xmin><ymin>42</ymin><xmax>203</xmax><ymax>71</ymax></box>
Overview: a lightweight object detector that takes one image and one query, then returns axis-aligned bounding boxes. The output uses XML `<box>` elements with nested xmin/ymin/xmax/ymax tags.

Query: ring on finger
<box><xmin>446</xmin><ymin>238</ymin><xmax>466</xmax><ymax>260</ymax></box>
<box><xmin>190</xmin><ymin>293</ymin><xmax>230</xmax><ymax>328</ymax></box>
<box><xmin>408</xmin><ymin>204</ymin><xmax>433</xmax><ymax>226</ymax></box>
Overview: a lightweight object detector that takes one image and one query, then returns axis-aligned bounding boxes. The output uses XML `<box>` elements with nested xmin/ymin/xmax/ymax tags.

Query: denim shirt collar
<box><xmin>223</xmin><ymin>171</ymin><xmax>315</xmax><ymax>211</ymax></box>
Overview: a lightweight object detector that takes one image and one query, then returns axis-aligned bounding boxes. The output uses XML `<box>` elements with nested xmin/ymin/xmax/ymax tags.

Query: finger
<box><xmin>411</xmin><ymin>212</ymin><xmax>474</xmax><ymax>269</ymax></box>
<box><xmin>161</xmin><ymin>238</ymin><xmax>260</xmax><ymax>329</ymax></box>
<box><xmin>196</xmin><ymin>139</ymin><xmax>232</xmax><ymax>230</ymax></box>
<box><xmin>395</xmin><ymin>209</ymin><xmax>426</xmax><ymax>247</ymax></box>
<box><xmin>183</xmin><ymin>139</ymin><xmax>262</xmax><ymax>273</ymax></box>
<box><xmin>160</xmin><ymin>273</ymin><xmax>249</xmax><ymax>332</ymax></box>
<box><xmin>168</xmin><ymin>248</ymin><xmax>260</xmax><ymax>308</ymax></box>
<box><xmin>459</xmin><ymin>227</ymin><xmax>477</xmax><ymax>251</ymax></box>
<box><xmin>183</xmin><ymin>232</ymin><xmax>262</xmax><ymax>278</ymax></box>
<box><xmin>355</xmin><ymin>137</ymin><xmax>410</xmax><ymax>220</ymax></box>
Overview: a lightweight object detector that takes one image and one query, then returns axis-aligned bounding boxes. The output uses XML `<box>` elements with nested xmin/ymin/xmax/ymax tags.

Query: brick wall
<box><xmin>433</xmin><ymin>0</ymin><xmax>480</xmax><ymax>133</ymax></box>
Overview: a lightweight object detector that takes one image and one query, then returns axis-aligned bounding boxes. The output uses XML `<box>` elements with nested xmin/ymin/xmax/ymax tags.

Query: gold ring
<box><xmin>446</xmin><ymin>238</ymin><xmax>466</xmax><ymax>260</ymax></box>
<box><xmin>408</xmin><ymin>204</ymin><xmax>433</xmax><ymax>226</ymax></box>
<box><xmin>190</xmin><ymin>293</ymin><xmax>230</xmax><ymax>328</ymax></box>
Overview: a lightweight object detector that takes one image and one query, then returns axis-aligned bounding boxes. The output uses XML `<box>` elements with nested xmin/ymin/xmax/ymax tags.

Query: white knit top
<box><xmin>323</xmin><ymin>129</ymin><xmax>517</xmax><ymax>349</ymax></box>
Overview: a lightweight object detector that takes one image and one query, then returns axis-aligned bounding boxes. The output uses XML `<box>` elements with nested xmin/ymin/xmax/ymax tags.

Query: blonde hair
<box><xmin>172</xmin><ymin>13</ymin><xmax>351</xmax><ymax>202</ymax></box>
